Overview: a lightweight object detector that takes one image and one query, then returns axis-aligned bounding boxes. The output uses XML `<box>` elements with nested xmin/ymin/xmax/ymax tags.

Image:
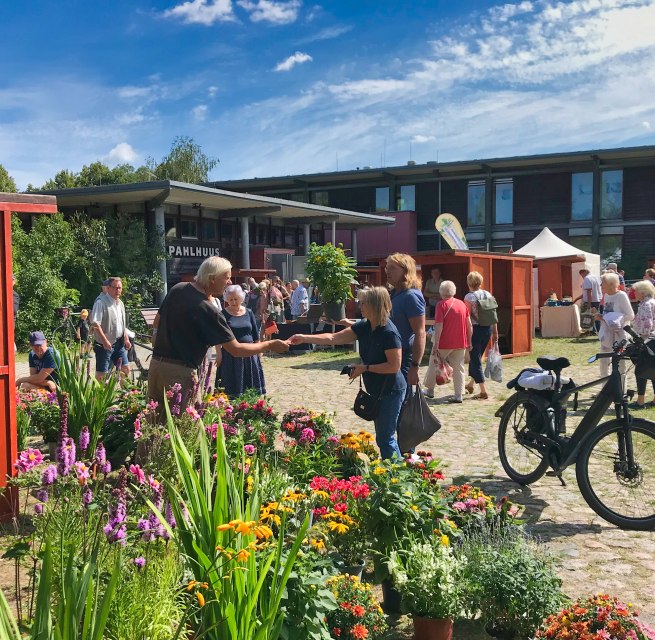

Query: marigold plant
<box><xmin>325</xmin><ymin>574</ymin><xmax>387</xmax><ymax>640</ymax></box>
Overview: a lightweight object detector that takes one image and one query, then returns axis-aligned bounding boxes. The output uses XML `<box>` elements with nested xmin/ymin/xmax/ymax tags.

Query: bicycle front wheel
<box><xmin>576</xmin><ymin>418</ymin><xmax>655</xmax><ymax>530</ymax></box>
<box><xmin>498</xmin><ymin>394</ymin><xmax>550</xmax><ymax>485</ymax></box>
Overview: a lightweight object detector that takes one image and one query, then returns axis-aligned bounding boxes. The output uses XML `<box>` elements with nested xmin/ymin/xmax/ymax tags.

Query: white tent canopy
<box><xmin>515</xmin><ymin>227</ymin><xmax>601</xmax><ymax>328</ymax></box>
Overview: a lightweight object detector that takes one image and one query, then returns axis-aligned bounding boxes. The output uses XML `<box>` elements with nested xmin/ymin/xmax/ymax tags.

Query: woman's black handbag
<box><xmin>635</xmin><ymin>338</ymin><xmax>655</xmax><ymax>381</ymax></box>
<box><xmin>352</xmin><ymin>377</ymin><xmax>388</xmax><ymax>421</ymax></box>
<box><xmin>397</xmin><ymin>386</ymin><xmax>442</xmax><ymax>451</ymax></box>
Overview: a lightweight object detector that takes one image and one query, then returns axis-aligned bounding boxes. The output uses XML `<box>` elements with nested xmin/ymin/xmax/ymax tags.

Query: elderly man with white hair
<box><xmin>423</xmin><ymin>280</ymin><xmax>472</xmax><ymax>403</ymax></box>
<box><xmin>148</xmin><ymin>256</ymin><xmax>288</xmax><ymax>410</ymax></box>
<box><xmin>594</xmin><ymin>271</ymin><xmax>634</xmax><ymax>382</ymax></box>
<box><xmin>290</xmin><ymin>278</ymin><xmax>309</xmax><ymax>319</ymax></box>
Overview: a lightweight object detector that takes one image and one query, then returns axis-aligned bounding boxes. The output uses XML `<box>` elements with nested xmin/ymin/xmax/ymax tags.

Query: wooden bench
<box><xmin>140</xmin><ymin>308</ymin><xmax>159</xmax><ymax>330</ymax></box>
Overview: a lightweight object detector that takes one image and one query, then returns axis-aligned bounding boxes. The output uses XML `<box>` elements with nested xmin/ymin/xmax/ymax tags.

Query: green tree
<box><xmin>41</xmin><ymin>169</ymin><xmax>77</xmax><ymax>190</ymax></box>
<box><xmin>0</xmin><ymin>164</ymin><xmax>17</xmax><ymax>192</ymax></box>
<box><xmin>154</xmin><ymin>135</ymin><xmax>218</xmax><ymax>183</ymax></box>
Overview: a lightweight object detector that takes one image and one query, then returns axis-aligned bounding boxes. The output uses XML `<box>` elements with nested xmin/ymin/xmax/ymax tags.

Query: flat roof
<box><xmin>41</xmin><ymin>180</ymin><xmax>395</xmax><ymax>228</ymax></box>
<box><xmin>209</xmin><ymin>144</ymin><xmax>655</xmax><ymax>190</ymax></box>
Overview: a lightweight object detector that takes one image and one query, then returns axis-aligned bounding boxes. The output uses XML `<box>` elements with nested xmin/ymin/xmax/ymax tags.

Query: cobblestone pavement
<box><xmin>15</xmin><ymin>338</ymin><xmax>655</xmax><ymax>624</ymax></box>
<box><xmin>262</xmin><ymin>338</ymin><xmax>655</xmax><ymax>623</ymax></box>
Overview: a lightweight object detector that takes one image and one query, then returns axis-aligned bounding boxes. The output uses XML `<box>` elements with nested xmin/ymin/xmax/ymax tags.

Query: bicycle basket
<box><xmin>55</xmin><ymin>307</ymin><xmax>69</xmax><ymax>319</ymax></box>
<box><xmin>634</xmin><ymin>338</ymin><xmax>655</xmax><ymax>381</ymax></box>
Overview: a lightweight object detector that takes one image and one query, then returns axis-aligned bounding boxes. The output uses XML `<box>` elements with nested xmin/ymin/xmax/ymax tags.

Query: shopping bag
<box><xmin>264</xmin><ymin>319</ymin><xmax>278</xmax><ymax>336</ymax></box>
<box><xmin>397</xmin><ymin>386</ymin><xmax>442</xmax><ymax>452</ymax></box>
<box><xmin>484</xmin><ymin>343</ymin><xmax>503</xmax><ymax>383</ymax></box>
<box><xmin>433</xmin><ymin>351</ymin><xmax>453</xmax><ymax>386</ymax></box>
<box><xmin>580</xmin><ymin>313</ymin><xmax>594</xmax><ymax>331</ymax></box>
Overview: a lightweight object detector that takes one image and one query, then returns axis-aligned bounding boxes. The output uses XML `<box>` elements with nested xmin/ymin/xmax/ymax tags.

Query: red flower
<box><xmin>350</xmin><ymin>624</ymin><xmax>368</xmax><ymax>639</ymax></box>
<box><xmin>332</xmin><ymin>628</ymin><xmax>341</xmax><ymax>637</ymax></box>
<box><xmin>352</xmin><ymin>605</ymin><xmax>366</xmax><ymax>618</ymax></box>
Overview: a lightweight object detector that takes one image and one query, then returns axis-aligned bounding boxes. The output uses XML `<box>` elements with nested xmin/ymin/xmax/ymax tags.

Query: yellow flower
<box><xmin>253</xmin><ymin>524</ymin><xmax>274</xmax><ymax>540</ymax></box>
<box><xmin>236</xmin><ymin>548</ymin><xmax>250</xmax><ymax>563</ymax></box>
<box><xmin>328</xmin><ymin>521</ymin><xmax>349</xmax><ymax>534</ymax></box>
<box><xmin>196</xmin><ymin>592</ymin><xmax>205</xmax><ymax>607</ymax></box>
<box><xmin>441</xmin><ymin>535</ymin><xmax>450</xmax><ymax>547</ymax></box>
<box><xmin>391</xmin><ymin>478</ymin><xmax>399</xmax><ymax>484</ymax></box>
<box><xmin>232</xmin><ymin>520</ymin><xmax>256</xmax><ymax>535</ymax></box>
<box><xmin>410</xmin><ymin>504</ymin><xmax>419</xmax><ymax>512</ymax></box>
<box><xmin>247</xmin><ymin>476</ymin><xmax>254</xmax><ymax>492</ymax></box>
<box><xmin>373</xmin><ymin>467</ymin><xmax>387</xmax><ymax>475</ymax></box>
<box><xmin>310</xmin><ymin>538</ymin><xmax>326</xmax><ymax>551</ymax></box>
<box><xmin>313</xmin><ymin>490</ymin><xmax>330</xmax><ymax>499</ymax></box>
<box><xmin>186</xmin><ymin>580</ymin><xmax>197</xmax><ymax>591</ymax></box>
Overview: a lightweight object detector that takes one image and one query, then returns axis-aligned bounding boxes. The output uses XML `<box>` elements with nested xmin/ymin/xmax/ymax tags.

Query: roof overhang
<box><xmin>40</xmin><ymin>181</ymin><xmax>395</xmax><ymax>228</ymax></box>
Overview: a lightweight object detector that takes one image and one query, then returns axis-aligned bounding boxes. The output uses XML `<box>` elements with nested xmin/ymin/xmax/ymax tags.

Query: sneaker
<box><xmin>629</xmin><ymin>402</ymin><xmax>647</xmax><ymax>410</ymax></box>
<box><xmin>447</xmin><ymin>397</ymin><xmax>463</xmax><ymax>404</ymax></box>
<box><xmin>424</xmin><ymin>389</ymin><xmax>435</xmax><ymax>399</ymax></box>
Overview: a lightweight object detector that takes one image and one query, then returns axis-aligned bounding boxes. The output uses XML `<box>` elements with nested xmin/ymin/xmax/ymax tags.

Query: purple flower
<box><xmin>83</xmin><ymin>486</ymin><xmax>93</xmax><ymax>506</ymax></box>
<box><xmin>244</xmin><ymin>444</ymin><xmax>256</xmax><ymax>455</ymax></box>
<box><xmin>129</xmin><ymin>463</ymin><xmax>146</xmax><ymax>484</ymax></box>
<box><xmin>299</xmin><ymin>427</ymin><xmax>316</xmax><ymax>445</ymax></box>
<box><xmin>101</xmin><ymin>461</ymin><xmax>112</xmax><ymax>475</ymax></box>
<box><xmin>57</xmin><ymin>437</ymin><xmax>76</xmax><ymax>477</ymax></box>
<box><xmin>165</xmin><ymin>501</ymin><xmax>177</xmax><ymax>529</ymax></box>
<box><xmin>36</xmin><ymin>488</ymin><xmax>49</xmax><ymax>503</ymax></box>
<box><xmin>42</xmin><ymin>465</ymin><xmax>58</xmax><ymax>486</ymax></box>
<box><xmin>133</xmin><ymin>557</ymin><xmax>146</xmax><ymax>569</ymax></box>
<box><xmin>14</xmin><ymin>448</ymin><xmax>44</xmax><ymax>474</ymax></box>
<box><xmin>34</xmin><ymin>503</ymin><xmax>44</xmax><ymax>515</ymax></box>
<box><xmin>79</xmin><ymin>426</ymin><xmax>90</xmax><ymax>452</ymax></box>
<box><xmin>95</xmin><ymin>442</ymin><xmax>106</xmax><ymax>464</ymax></box>
<box><xmin>104</xmin><ymin>469</ymin><xmax>128</xmax><ymax>546</ymax></box>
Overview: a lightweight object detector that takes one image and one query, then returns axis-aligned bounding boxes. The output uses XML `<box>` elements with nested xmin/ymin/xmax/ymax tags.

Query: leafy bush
<box><xmin>304</xmin><ymin>243</ymin><xmax>358</xmax><ymax>304</ymax></box>
<box><xmin>17</xmin><ymin>389</ymin><xmax>60</xmax><ymax>443</ymax></box>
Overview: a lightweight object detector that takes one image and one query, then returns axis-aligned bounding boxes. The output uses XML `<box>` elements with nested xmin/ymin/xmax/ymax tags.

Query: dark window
<box><xmin>311</xmin><ymin>191</ymin><xmax>329</xmax><ymax>206</ymax></box>
<box><xmin>397</xmin><ymin>185</ymin><xmax>415</xmax><ymax>211</ymax></box>
<box><xmin>570</xmin><ymin>236</ymin><xmax>592</xmax><ymax>252</ymax></box>
<box><xmin>467</xmin><ymin>182</ymin><xmax>485</xmax><ymax>226</ymax></box>
<box><xmin>285</xmin><ymin>227</ymin><xmax>297</xmax><ymax>247</ymax></box>
<box><xmin>376</xmin><ymin>187</ymin><xmax>390</xmax><ymax>212</ymax></box>
<box><xmin>270</xmin><ymin>226</ymin><xmax>283</xmax><ymax>246</ymax></box>
<box><xmin>164</xmin><ymin>215</ymin><xmax>177</xmax><ymax>239</ymax></box>
<box><xmin>494</xmin><ymin>180</ymin><xmax>513</xmax><ymax>224</ymax></box>
<box><xmin>202</xmin><ymin>220</ymin><xmax>218</xmax><ymax>241</ymax></box>
<box><xmin>601</xmin><ymin>170</ymin><xmax>623</xmax><ymax>220</ymax></box>
<box><xmin>257</xmin><ymin>225</ymin><xmax>268</xmax><ymax>244</ymax></box>
<box><xmin>288</xmin><ymin>192</ymin><xmax>305</xmax><ymax>202</ymax></box>
<box><xmin>180</xmin><ymin>219</ymin><xmax>198</xmax><ymax>239</ymax></box>
<box><xmin>571</xmin><ymin>172</ymin><xmax>593</xmax><ymax>221</ymax></box>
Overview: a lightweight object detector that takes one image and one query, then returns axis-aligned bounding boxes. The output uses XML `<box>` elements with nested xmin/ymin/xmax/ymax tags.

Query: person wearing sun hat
<box><xmin>16</xmin><ymin>331</ymin><xmax>58</xmax><ymax>391</ymax></box>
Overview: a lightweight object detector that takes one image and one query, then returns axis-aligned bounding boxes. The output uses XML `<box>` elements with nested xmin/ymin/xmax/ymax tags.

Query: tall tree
<box><xmin>0</xmin><ymin>164</ymin><xmax>17</xmax><ymax>192</ymax></box>
<box><xmin>154</xmin><ymin>135</ymin><xmax>218</xmax><ymax>183</ymax></box>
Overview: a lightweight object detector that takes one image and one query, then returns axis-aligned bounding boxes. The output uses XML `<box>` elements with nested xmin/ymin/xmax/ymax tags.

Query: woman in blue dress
<box><xmin>215</xmin><ymin>285</ymin><xmax>266</xmax><ymax>397</ymax></box>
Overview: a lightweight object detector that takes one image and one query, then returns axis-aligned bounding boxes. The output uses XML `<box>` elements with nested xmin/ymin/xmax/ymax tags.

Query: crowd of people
<box><xmin>14</xmin><ymin>251</ymin><xmax>655</xmax><ymax>458</ymax></box>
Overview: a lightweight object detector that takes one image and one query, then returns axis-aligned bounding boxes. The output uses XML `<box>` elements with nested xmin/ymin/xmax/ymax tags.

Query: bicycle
<box><xmin>52</xmin><ymin>306</ymin><xmax>80</xmax><ymax>343</ymax></box>
<box><xmin>496</xmin><ymin>325</ymin><xmax>655</xmax><ymax>530</ymax></box>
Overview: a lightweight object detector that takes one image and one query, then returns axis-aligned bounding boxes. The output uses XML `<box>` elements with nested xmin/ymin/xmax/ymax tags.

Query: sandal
<box><xmin>473</xmin><ymin>393</ymin><xmax>489</xmax><ymax>400</ymax></box>
<box><xmin>465</xmin><ymin>382</ymin><xmax>475</xmax><ymax>395</ymax></box>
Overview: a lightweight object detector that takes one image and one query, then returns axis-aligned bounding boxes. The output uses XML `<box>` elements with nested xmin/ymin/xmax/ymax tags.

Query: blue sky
<box><xmin>2</xmin><ymin>0</ymin><xmax>655</xmax><ymax>190</ymax></box>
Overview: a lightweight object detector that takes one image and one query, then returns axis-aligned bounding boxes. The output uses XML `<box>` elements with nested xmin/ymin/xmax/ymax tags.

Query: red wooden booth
<box><xmin>377</xmin><ymin>250</ymin><xmax>534</xmax><ymax>357</ymax></box>
<box><xmin>0</xmin><ymin>193</ymin><xmax>58</xmax><ymax>520</ymax></box>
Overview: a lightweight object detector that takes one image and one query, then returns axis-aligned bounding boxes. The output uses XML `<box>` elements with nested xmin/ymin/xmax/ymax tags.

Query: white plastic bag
<box><xmin>484</xmin><ymin>343</ymin><xmax>503</xmax><ymax>383</ymax></box>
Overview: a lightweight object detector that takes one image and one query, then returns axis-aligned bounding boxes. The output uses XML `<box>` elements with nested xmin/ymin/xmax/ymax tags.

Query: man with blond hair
<box><xmin>148</xmin><ymin>256</ymin><xmax>289</xmax><ymax>410</ymax></box>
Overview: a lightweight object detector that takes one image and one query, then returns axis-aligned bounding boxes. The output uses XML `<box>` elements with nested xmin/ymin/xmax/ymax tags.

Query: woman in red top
<box><xmin>424</xmin><ymin>280</ymin><xmax>472</xmax><ymax>402</ymax></box>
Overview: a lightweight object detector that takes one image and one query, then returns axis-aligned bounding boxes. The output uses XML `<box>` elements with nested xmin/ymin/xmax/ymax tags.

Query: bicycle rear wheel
<box><xmin>53</xmin><ymin>322</ymin><xmax>76</xmax><ymax>344</ymax></box>
<box><xmin>576</xmin><ymin>418</ymin><xmax>655</xmax><ymax>530</ymax></box>
<box><xmin>497</xmin><ymin>394</ymin><xmax>550</xmax><ymax>485</ymax></box>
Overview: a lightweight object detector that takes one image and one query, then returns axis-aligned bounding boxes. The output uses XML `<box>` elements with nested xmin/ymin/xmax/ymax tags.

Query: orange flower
<box><xmin>352</xmin><ymin>605</ymin><xmax>366</xmax><ymax>618</ymax></box>
<box><xmin>350</xmin><ymin>624</ymin><xmax>368</xmax><ymax>639</ymax></box>
<box><xmin>196</xmin><ymin>591</ymin><xmax>205</xmax><ymax>607</ymax></box>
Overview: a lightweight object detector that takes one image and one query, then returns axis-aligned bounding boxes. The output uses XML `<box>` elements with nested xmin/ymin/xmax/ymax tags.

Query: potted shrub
<box><xmin>535</xmin><ymin>594</ymin><xmax>655</xmax><ymax>639</ymax></box>
<box><xmin>461</xmin><ymin>526</ymin><xmax>566</xmax><ymax>639</ymax></box>
<box><xmin>304</xmin><ymin>242</ymin><xmax>358</xmax><ymax>321</ymax></box>
<box><xmin>388</xmin><ymin>535</ymin><xmax>462</xmax><ymax>640</ymax></box>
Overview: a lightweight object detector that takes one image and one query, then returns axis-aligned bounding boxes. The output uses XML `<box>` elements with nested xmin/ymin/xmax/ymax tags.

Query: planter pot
<box><xmin>413</xmin><ymin>616</ymin><xmax>453</xmax><ymax>640</ymax></box>
<box><xmin>322</xmin><ymin>301</ymin><xmax>346</xmax><ymax>322</ymax></box>
<box><xmin>339</xmin><ymin>560</ymin><xmax>365</xmax><ymax>580</ymax></box>
<box><xmin>380</xmin><ymin>578</ymin><xmax>402</xmax><ymax>614</ymax></box>
<box><xmin>485</xmin><ymin>622</ymin><xmax>517</xmax><ymax>639</ymax></box>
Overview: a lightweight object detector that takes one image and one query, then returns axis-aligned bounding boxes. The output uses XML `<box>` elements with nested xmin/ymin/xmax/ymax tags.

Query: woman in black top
<box><xmin>289</xmin><ymin>286</ymin><xmax>406</xmax><ymax>459</ymax></box>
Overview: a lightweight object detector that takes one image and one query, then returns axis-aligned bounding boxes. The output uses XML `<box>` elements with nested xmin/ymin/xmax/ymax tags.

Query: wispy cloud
<box><xmin>208</xmin><ymin>85</ymin><xmax>218</xmax><ymax>97</ymax></box>
<box><xmin>237</xmin><ymin>0</ymin><xmax>301</xmax><ymax>24</ymax></box>
<box><xmin>412</xmin><ymin>135</ymin><xmax>436</xmax><ymax>144</ymax></box>
<box><xmin>295</xmin><ymin>24</ymin><xmax>353</xmax><ymax>44</ymax></box>
<box><xmin>192</xmin><ymin>104</ymin><xmax>209</xmax><ymax>120</ymax></box>
<box><xmin>163</xmin><ymin>0</ymin><xmax>236</xmax><ymax>26</ymax></box>
<box><xmin>274</xmin><ymin>51</ymin><xmax>313</xmax><ymax>71</ymax></box>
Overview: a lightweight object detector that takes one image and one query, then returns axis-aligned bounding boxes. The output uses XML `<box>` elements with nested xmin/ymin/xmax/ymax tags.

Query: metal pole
<box><xmin>241</xmin><ymin>216</ymin><xmax>251</xmax><ymax>269</ymax></box>
<box><xmin>331</xmin><ymin>220</ymin><xmax>336</xmax><ymax>244</ymax></box>
<box><xmin>352</xmin><ymin>229</ymin><xmax>358</xmax><ymax>261</ymax></box>
<box><xmin>154</xmin><ymin>205</ymin><xmax>168</xmax><ymax>303</ymax></box>
<box><xmin>304</xmin><ymin>223</ymin><xmax>311</xmax><ymax>253</ymax></box>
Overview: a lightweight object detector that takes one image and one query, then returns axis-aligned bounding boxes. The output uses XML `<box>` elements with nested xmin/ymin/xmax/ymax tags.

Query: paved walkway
<box><xmin>16</xmin><ymin>340</ymin><xmax>655</xmax><ymax>622</ymax></box>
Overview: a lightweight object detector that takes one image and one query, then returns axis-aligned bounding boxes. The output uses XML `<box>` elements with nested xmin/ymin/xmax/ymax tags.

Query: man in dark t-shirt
<box><xmin>16</xmin><ymin>331</ymin><xmax>58</xmax><ymax>392</ymax></box>
<box><xmin>148</xmin><ymin>257</ymin><xmax>289</xmax><ymax>410</ymax></box>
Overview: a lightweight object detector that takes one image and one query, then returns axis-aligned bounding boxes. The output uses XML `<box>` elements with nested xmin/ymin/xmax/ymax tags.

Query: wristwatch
<box><xmin>411</xmin><ymin>360</ymin><xmax>420</xmax><ymax>368</ymax></box>
<box><xmin>366</xmin><ymin>365</ymin><xmax>370</xmax><ymax>372</ymax></box>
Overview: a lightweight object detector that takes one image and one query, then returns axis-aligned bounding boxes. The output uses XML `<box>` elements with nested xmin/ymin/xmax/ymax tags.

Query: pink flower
<box><xmin>244</xmin><ymin>444</ymin><xmax>256</xmax><ymax>455</ymax></box>
<box><xmin>74</xmin><ymin>461</ymin><xmax>90</xmax><ymax>485</ymax></box>
<box><xmin>14</xmin><ymin>448</ymin><xmax>44</xmax><ymax>474</ymax></box>
<box><xmin>129</xmin><ymin>464</ymin><xmax>146</xmax><ymax>484</ymax></box>
<box><xmin>452</xmin><ymin>501</ymin><xmax>466</xmax><ymax>511</ymax></box>
<box><xmin>185</xmin><ymin>406</ymin><xmax>200</xmax><ymax>420</ymax></box>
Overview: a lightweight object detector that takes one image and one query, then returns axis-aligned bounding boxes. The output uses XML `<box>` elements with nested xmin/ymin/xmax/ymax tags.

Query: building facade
<box><xmin>211</xmin><ymin>145</ymin><xmax>655</xmax><ymax>274</ymax></box>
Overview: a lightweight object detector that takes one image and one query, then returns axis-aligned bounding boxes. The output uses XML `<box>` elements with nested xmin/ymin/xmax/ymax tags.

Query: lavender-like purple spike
<box><xmin>104</xmin><ymin>468</ymin><xmax>128</xmax><ymax>545</ymax></box>
<box><xmin>79</xmin><ymin>426</ymin><xmax>90</xmax><ymax>453</ymax></box>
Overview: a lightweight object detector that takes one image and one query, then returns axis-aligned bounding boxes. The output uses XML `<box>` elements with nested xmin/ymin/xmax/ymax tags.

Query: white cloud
<box><xmin>192</xmin><ymin>104</ymin><xmax>209</xmax><ymax>120</ymax></box>
<box><xmin>208</xmin><ymin>85</ymin><xmax>218</xmax><ymax>97</ymax></box>
<box><xmin>489</xmin><ymin>1</ymin><xmax>534</xmax><ymax>22</ymax></box>
<box><xmin>412</xmin><ymin>135</ymin><xmax>436</xmax><ymax>144</ymax></box>
<box><xmin>274</xmin><ymin>51</ymin><xmax>313</xmax><ymax>71</ymax></box>
<box><xmin>237</xmin><ymin>0</ymin><xmax>301</xmax><ymax>24</ymax></box>
<box><xmin>117</xmin><ymin>85</ymin><xmax>153</xmax><ymax>100</ymax></box>
<box><xmin>644</xmin><ymin>121</ymin><xmax>652</xmax><ymax>130</ymax></box>
<box><xmin>163</xmin><ymin>0</ymin><xmax>235</xmax><ymax>25</ymax></box>
<box><xmin>105</xmin><ymin>142</ymin><xmax>138</xmax><ymax>164</ymax></box>
<box><xmin>296</xmin><ymin>24</ymin><xmax>353</xmax><ymax>44</ymax></box>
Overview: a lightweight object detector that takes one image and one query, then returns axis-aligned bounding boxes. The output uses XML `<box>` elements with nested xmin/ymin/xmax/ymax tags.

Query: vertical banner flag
<box><xmin>435</xmin><ymin>213</ymin><xmax>468</xmax><ymax>250</ymax></box>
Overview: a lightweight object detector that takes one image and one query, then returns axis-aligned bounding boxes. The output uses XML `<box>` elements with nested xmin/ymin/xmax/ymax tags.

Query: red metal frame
<box><xmin>0</xmin><ymin>194</ymin><xmax>58</xmax><ymax>520</ymax></box>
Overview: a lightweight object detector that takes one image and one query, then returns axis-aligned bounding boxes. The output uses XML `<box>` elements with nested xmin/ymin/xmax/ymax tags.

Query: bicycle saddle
<box><xmin>536</xmin><ymin>356</ymin><xmax>570</xmax><ymax>373</ymax></box>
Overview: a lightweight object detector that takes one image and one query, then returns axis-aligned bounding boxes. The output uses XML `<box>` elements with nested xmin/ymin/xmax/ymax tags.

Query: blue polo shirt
<box><xmin>28</xmin><ymin>346</ymin><xmax>58</xmax><ymax>384</ymax></box>
<box><xmin>390</xmin><ymin>288</ymin><xmax>425</xmax><ymax>351</ymax></box>
<box><xmin>351</xmin><ymin>319</ymin><xmax>405</xmax><ymax>397</ymax></box>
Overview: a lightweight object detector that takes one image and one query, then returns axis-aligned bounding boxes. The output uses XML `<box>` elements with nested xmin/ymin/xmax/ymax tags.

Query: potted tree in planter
<box><xmin>304</xmin><ymin>242</ymin><xmax>358</xmax><ymax>322</ymax></box>
<box><xmin>389</xmin><ymin>535</ymin><xmax>462</xmax><ymax>640</ymax></box>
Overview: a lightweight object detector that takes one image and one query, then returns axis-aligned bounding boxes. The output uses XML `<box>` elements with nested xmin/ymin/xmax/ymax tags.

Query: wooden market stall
<box><xmin>377</xmin><ymin>250</ymin><xmax>534</xmax><ymax>357</ymax></box>
<box><xmin>0</xmin><ymin>193</ymin><xmax>59</xmax><ymax>520</ymax></box>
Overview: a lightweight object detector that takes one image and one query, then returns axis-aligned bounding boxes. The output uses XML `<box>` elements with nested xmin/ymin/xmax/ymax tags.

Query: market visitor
<box><xmin>424</xmin><ymin>280</ymin><xmax>472</xmax><ymax>403</ymax></box>
<box><xmin>76</xmin><ymin>308</ymin><xmax>91</xmax><ymax>358</ymax></box>
<box><xmin>594</xmin><ymin>272</ymin><xmax>634</xmax><ymax>383</ymax></box>
<box><xmin>630</xmin><ymin>279</ymin><xmax>655</xmax><ymax>409</ymax></box>
<box><xmin>16</xmin><ymin>331</ymin><xmax>58</xmax><ymax>392</ymax></box>
<box><xmin>464</xmin><ymin>271</ymin><xmax>498</xmax><ymax>400</ymax></box>
<box><xmin>90</xmin><ymin>276</ymin><xmax>131</xmax><ymax>381</ymax></box>
<box><xmin>385</xmin><ymin>253</ymin><xmax>426</xmax><ymax>386</ymax></box>
<box><xmin>290</xmin><ymin>278</ymin><xmax>309</xmax><ymax>319</ymax></box>
<box><xmin>148</xmin><ymin>256</ymin><xmax>288</xmax><ymax>411</ymax></box>
<box><xmin>422</xmin><ymin>266</ymin><xmax>443</xmax><ymax>317</ymax></box>
<box><xmin>215</xmin><ymin>284</ymin><xmax>266</xmax><ymax>398</ymax></box>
